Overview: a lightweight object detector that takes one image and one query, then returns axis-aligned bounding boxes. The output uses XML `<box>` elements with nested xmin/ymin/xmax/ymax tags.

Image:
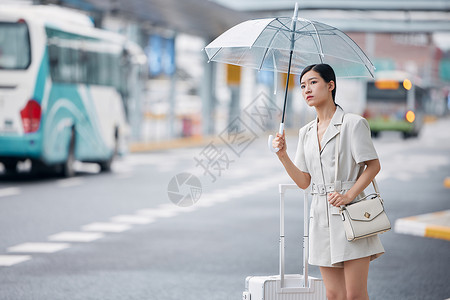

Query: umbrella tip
<box><xmin>293</xmin><ymin>2</ymin><xmax>299</xmax><ymax>18</ymax></box>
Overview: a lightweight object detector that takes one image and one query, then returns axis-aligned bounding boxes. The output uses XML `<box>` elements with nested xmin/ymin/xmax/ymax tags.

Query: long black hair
<box><xmin>300</xmin><ymin>64</ymin><xmax>337</xmax><ymax>103</ymax></box>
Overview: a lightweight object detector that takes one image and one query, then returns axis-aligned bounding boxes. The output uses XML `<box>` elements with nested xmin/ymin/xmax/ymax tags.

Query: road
<box><xmin>0</xmin><ymin>118</ymin><xmax>449</xmax><ymax>300</ymax></box>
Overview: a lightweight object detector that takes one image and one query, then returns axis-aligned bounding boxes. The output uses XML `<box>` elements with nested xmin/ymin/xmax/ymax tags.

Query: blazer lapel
<box><xmin>320</xmin><ymin>106</ymin><xmax>345</xmax><ymax>154</ymax></box>
<box><xmin>305</xmin><ymin>119</ymin><xmax>324</xmax><ymax>182</ymax></box>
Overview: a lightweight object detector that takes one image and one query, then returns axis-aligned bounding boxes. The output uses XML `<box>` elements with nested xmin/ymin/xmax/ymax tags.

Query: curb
<box><xmin>128</xmin><ymin>129</ymin><xmax>299</xmax><ymax>153</ymax></box>
<box><xmin>129</xmin><ymin>136</ymin><xmax>221</xmax><ymax>153</ymax></box>
<box><xmin>394</xmin><ymin>210</ymin><xmax>450</xmax><ymax>241</ymax></box>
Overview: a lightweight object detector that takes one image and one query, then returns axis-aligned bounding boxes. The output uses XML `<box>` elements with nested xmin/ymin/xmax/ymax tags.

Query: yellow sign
<box><xmin>226</xmin><ymin>64</ymin><xmax>241</xmax><ymax>86</ymax></box>
<box><xmin>375</xmin><ymin>80</ymin><xmax>399</xmax><ymax>90</ymax></box>
<box><xmin>281</xmin><ymin>73</ymin><xmax>295</xmax><ymax>91</ymax></box>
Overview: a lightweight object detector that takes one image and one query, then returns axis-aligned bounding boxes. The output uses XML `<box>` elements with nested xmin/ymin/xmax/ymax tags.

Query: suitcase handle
<box><xmin>279</xmin><ymin>184</ymin><xmax>309</xmax><ymax>289</ymax></box>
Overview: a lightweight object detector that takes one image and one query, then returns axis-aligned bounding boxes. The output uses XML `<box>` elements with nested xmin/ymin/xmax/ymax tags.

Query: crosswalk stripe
<box><xmin>136</xmin><ymin>209</ymin><xmax>179</xmax><ymax>218</ymax></box>
<box><xmin>48</xmin><ymin>231</ymin><xmax>104</xmax><ymax>242</ymax></box>
<box><xmin>81</xmin><ymin>222</ymin><xmax>131</xmax><ymax>233</ymax></box>
<box><xmin>73</xmin><ymin>161</ymin><xmax>99</xmax><ymax>174</ymax></box>
<box><xmin>110</xmin><ymin>215</ymin><xmax>155</xmax><ymax>224</ymax></box>
<box><xmin>0</xmin><ymin>187</ymin><xmax>21</xmax><ymax>198</ymax></box>
<box><xmin>0</xmin><ymin>255</ymin><xmax>31</xmax><ymax>266</ymax></box>
<box><xmin>7</xmin><ymin>242</ymin><xmax>70</xmax><ymax>253</ymax></box>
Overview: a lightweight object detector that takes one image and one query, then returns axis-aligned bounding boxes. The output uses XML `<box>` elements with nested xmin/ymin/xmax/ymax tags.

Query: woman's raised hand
<box><xmin>272</xmin><ymin>131</ymin><xmax>287</xmax><ymax>156</ymax></box>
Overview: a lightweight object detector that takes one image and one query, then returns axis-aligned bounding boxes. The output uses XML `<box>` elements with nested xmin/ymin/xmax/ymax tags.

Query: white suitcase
<box><xmin>243</xmin><ymin>184</ymin><xmax>327</xmax><ymax>300</ymax></box>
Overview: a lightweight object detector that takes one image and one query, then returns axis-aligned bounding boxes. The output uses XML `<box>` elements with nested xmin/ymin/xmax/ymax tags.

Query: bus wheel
<box><xmin>402</xmin><ymin>132</ymin><xmax>412</xmax><ymax>139</ymax></box>
<box><xmin>3</xmin><ymin>160</ymin><xmax>17</xmax><ymax>174</ymax></box>
<box><xmin>371</xmin><ymin>131</ymin><xmax>379</xmax><ymax>138</ymax></box>
<box><xmin>62</xmin><ymin>130</ymin><xmax>76</xmax><ymax>177</ymax></box>
<box><xmin>99</xmin><ymin>132</ymin><xmax>118</xmax><ymax>172</ymax></box>
<box><xmin>99</xmin><ymin>154</ymin><xmax>113</xmax><ymax>172</ymax></box>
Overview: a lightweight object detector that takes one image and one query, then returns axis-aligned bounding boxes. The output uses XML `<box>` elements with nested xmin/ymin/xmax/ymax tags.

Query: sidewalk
<box><xmin>395</xmin><ymin>209</ymin><xmax>450</xmax><ymax>241</ymax></box>
<box><xmin>129</xmin><ymin>135</ymin><xmax>213</xmax><ymax>152</ymax></box>
<box><xmin>128</xmin><ymin>128</ymin><xmax>300</xmax><ymax>153</ymax></box>
<box><xmin>395</xmin><ymin>169</ymin><xmax>450</xmax><ymax>241</ymax></box>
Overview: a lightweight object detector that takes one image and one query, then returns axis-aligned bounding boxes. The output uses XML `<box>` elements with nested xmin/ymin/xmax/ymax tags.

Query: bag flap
<box><xmin>345</xmin><ymin>197</ymin><xmax>384</xmax><ymax>221</ymax></box>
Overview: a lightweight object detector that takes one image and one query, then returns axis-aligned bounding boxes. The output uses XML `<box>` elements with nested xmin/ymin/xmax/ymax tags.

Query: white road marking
<box><xmin>110</xmin><ymin>215</ymin><xmax>155</xmax><ymax>224</ymax></box>
<box><xmin>0</xmin><ymin>255</ymin><xmax>31</xmax><ymax>266</ymax></box>
<box><xmin>81</xmin><ymin>222</ymin><xmax>131</xmax><ymax>233</ymax></box>
<box><xmin>395</xmin><ymin>219</ymin><xmax>426</xmax><ymax>237</ymax></box>
<box><xmin>56</xmin><ymin>178</ymin><xmax>84</xmax><ymax>188</ymax></box>
<box><xmin>73</xmin><ymin>161</ymin><xmax>100</xmax><ymax>174</ymax></box>
<box><xmin>136</xmin><ymin>209</ymin><xmax>179</xmax><ymax>218</ymax></box>
<box><xmin>7</xmin><ymin>242</ymin><xmax>70</xmax><ymax>253</ymax></box>
<box><xmin>0</xmin><ymin>187</ymin><xmax>21</xmax><ymax>198</ymax></box>
<box><xmin>48</xmin><ymin>231</ymin><xmax>104</xmax><ymax>242</ymax></box>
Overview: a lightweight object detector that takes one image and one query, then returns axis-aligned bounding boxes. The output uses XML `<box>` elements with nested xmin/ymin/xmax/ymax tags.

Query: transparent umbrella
<box><xmin>204</xmin><ymin>3</ymin><xmax>375</xmax><ymax>151</ymax></box>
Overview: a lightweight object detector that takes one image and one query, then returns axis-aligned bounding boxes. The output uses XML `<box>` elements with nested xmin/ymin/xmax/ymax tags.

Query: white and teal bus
<box><xmin>363</xmin><ymin>71</ymin><xmax>427</xmax><ymax>139</ymax></box>
<box><xmin>0</xmin><ymin>5</ymin><xmax>146</xmax><ymax>176</ymax></box>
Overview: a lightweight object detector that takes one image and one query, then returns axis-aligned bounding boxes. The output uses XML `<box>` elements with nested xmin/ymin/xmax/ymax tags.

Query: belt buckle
<box><xmin>318</xmin><ymin>184</ymin><xmax>326</xmax><ymax>195</ymax></box>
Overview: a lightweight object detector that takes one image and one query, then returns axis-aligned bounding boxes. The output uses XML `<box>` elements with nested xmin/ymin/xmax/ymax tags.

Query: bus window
<box><xmin>366</xmin><ymin>81</ymin><xmax>407</xmax><ymax>102</ymax></box>
<box><xmin>0</xmin><ymin>21</ymin><xmax>31</xmax><ymax>69</ymax></box>
<box><xmin>46</xmin><ymin>27</ymin><xmax>122</xmax><ymax>88</ymax></box>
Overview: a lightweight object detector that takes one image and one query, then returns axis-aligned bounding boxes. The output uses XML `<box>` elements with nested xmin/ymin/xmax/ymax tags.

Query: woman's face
<box><xmin>300</xmin><ymin>70</ymin><xmax>334</xmax><ymax>107</ymax></box>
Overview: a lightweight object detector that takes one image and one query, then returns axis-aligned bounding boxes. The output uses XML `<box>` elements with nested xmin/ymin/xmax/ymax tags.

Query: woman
<box><xmin>272</xmin><ymin>64</ymin><xmax>384</xmax><ymax>300</ymax></box>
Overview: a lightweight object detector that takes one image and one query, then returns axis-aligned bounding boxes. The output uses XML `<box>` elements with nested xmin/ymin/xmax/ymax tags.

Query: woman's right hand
<box><xmin>272</xmin><ymin>131</ymin><xmax>287</xmax><ymax>157</ymax></box>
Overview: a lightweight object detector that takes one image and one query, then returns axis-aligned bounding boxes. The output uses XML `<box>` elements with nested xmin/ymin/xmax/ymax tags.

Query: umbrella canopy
<box><xmin>205</xmin><ymin>17</ymin><xmax>375</xmax><ymax>78</ymax></box>
<box><xmin>204</xmin><ymin>4</ymin><xmax>375</xmax><ymax>152</ymax></box>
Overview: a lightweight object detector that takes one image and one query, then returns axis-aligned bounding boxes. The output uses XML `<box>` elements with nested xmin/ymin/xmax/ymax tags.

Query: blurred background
<box><xmin>0</xmin><ymin>1</ymin><xmax>449</xmax><ymax>300</ymax></box>
<box><xmin>0</xmin><ymin>0</ymin><xmax>449</xmax><ymax>172</ymax></box>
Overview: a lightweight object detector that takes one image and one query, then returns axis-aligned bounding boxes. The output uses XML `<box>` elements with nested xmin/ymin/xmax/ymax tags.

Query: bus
<box><xmin>0</xmin><ymin>5</ymin><xmax>146</xmax><ymax>176</ymax></box>
<box><xmin>363</xmin><ymin>71</ymin><xmax>427</xmax><ymax>139</ymax></box>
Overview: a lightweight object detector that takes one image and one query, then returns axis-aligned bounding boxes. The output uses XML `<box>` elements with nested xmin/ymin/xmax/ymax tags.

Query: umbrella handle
<box><xmin>268</xmin><ymin>123</ymin><xmax>285</xmax><ymax>153</ymax></box>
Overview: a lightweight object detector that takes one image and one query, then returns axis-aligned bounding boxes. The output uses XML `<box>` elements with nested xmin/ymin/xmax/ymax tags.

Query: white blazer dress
<box><xmin>294</xmin><ymin>106</ymin><xmax>385</xmax><ymax>268</ymax></box>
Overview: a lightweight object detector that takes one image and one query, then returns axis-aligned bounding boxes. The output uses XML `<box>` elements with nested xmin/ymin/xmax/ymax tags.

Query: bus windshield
<box><xmin>0</xmin><ymin>22</ymin><xmax>31</xmax><ymax>69</ymax></box>
<box><xmin>366</xmin><ymin>81</ymin><xmax>407</xmax><ymax>102</ymax></box>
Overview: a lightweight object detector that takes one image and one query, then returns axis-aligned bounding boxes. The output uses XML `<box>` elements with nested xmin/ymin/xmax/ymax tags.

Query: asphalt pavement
<box><xmin>0</xmin><ymin>117</ymin><xmax>449</xmax><ymax>300</ymax></box>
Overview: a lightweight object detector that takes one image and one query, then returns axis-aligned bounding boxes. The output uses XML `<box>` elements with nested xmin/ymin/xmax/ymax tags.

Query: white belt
<box><xmin>310</xmin><ymin>181</ymin><xmax>355</xmax><ymax>195</ymax></box>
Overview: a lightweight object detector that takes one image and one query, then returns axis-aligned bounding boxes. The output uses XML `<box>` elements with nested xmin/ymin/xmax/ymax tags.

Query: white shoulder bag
<box><xmin>335</xmin><ymin>131</ymin><xmax>391</xmax><ymax>242</ymax></box>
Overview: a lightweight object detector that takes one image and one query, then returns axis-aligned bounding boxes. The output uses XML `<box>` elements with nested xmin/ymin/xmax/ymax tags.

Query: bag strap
<box><xmin>334</xmin><ymin>123</ymin><xmax>379</xmax><ymax>194</ymax></box>
<box><xmin>334</xmin><ymin>131</ymin><xmax>340</xmax><ymax>192</ymax></box>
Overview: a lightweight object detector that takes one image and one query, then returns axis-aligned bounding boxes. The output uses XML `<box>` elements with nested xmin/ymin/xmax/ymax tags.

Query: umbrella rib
<box><xmin>248</xmin><ymin>18</ymin><xmax>285</xmax><ymax>53</ymax></box>
<box><xmin>334</xmin><ymin>30</ymin><xmax>375</xmax><ymax>77</ymax></box>
<box><xmin>207</xmin><ymin>47</ymin><xmax>222</xmax><ymax>63</ymax></box>
<box><xmin>272</xmin><ymin>51</ymin><xmax>278</xmax><ymax>71</ymax></box>
<box><xmin>305</xmin><ymin>20</ymin><xmax>324</xmax><ymax>63</ymax></box>
<box><xmin>258</xmin><ymin>30</ymin><xmax>280</xmax><ymax>71</ymax></box>
<box><xmin>267</xmin><ymin>23</ymin><xmax>291</xmax><ymax>41</ymax></box>
<box><xmin>273</xmin><ymin>18</ymin><xmax>291</xmax><ymax>32</ymax></box>
<box><xmin>236</xmin><ymin>49</ymin><xmax>248</xmax><ymax>65</ymax></box>
<box><xmin>293</xmin><ymin>23</ymin><xmax>310</xmax><ymax>35</ymax></box>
